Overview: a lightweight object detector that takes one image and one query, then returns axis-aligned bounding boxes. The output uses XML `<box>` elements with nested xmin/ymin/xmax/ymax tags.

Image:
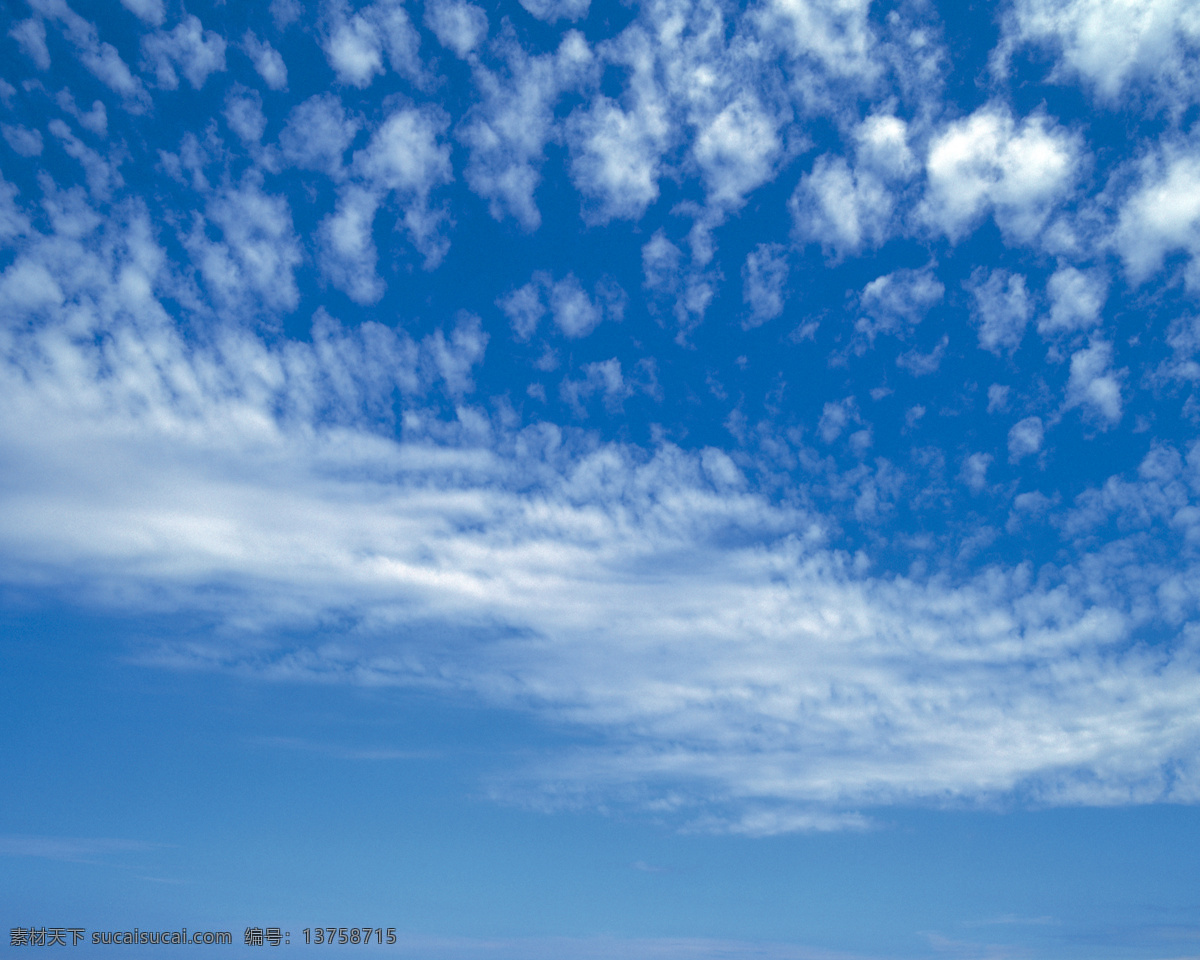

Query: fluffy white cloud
<box><xmin>351</xmin><ymin>106</ymin><xmax>454</xmax><ymax>267</ymax></box>
<box><xmin>326</xmin><ymin>14</ymin><xmax>384</xmax><ymax>86</ymax></box>
<box><xmin>185</xmin><ymin>174</ymin><xmax>303</xmax><ymax>315</ymax></box>
<box><xmin>1040</xmin><ymin>265</ymin><xmax>1107</xmax><ymax>334</ymax></box>
<box><xmin>518</xmin><ymin>0</ymin><xmax>590</xmax><ymax>21</ymax></box>
<box><xmin>856</xmin><ymin>266</ymin><xmax>944</xmax><ymax>343</ymax></box>
<box><xmin>692</xmin><ymin>96</ymin><xmax>781</xmax><ymax>209</ymax></box>
<box><xmin>29</xmin><ymin>0</ymin><xmax>148</xmax><ymax>107</ymax></box>
<box><xmin>498</xmin><ymin>277</ymin><xmax>548</xmax><ymax>341</ymax></box>
<box><xmin>896</xmin><ymin>335</ymin><xmax>948</xmax><ymax>376</ymax></box>
<box><xmin>564</xmin><ymin>21</ymin><xmax>682</xmax><ymax>221</ymax></box>
<box><xmin>560</xmin><ymin>358</ymin><xmax>629</xmax><ymax>413</ymax></box>
<box><xmin>47</xmin><ymin>119</ymin><xmax>122</xmax><ymax>200</ymax></box>
<box><xmin>278</xmin><ymin>94</ymin><xmax>361</xmax><ymax>179</ymax></box>
<box><xmin>741</xmin><ymin>243</ymin><xmax>789</xmax><ymax>328</ymax></box>
<box><xmin>967</xmin><ymin>268</ymin><xmax>1031</xmax><ymax>354</ymax></box>
<box><xmin>1002</xmin><ymin>0</ymin><xmax>1200</xmax><ymax>105</ymax></box>
<box><xmin>2</xmin><ymin>125</ymin><xmax>44</xmax><ymax>158</ymax></box>
<box><xmin>961</xmin><ymin>452</ymin><xmax>993</xmax><ymax>493</ymax></box>
<box><xmin>1065</xmin><ymin>339</ymin><xmax>1123</xmax><ymax>426</ymax></box>
<box><xmin>791</xmin><ymin>155</ymin><xmax>892</xmax><ymax>258</ymax></box>
<box><xmin>141</xmin><ymin>15</ymin><xmax>227</xmax><ymax>90</ymax></box>
<box><xmin>55</xmin><ymin>91</ymin><xmax>107</xmax><ymax>135</ymax></box>
<box><xmin>243</xmin><ymin>31</ymin><xmax>288</xmax><ymax>90</ymax></box>
<box><xmin>549</xmin><ymin>274</ymin><xmax>602</xmax><ymax>338</ymax></box>
<box><xmin>988</xmin><ymin>383</ymin><xmax>1011</xmax><ymax>413</ymax></box>
<box><xmin>461</xmin><ymin>32</ymin><xmax>593</xmax><ymax>229</ymax></box>
<box><xmin>855</xmin><ymin>113</ymin><xmax>916</xmax><ymax>179</ymax></box>
<box><xmin>756</xmin><ymin>0</ymin><xmax>877</xmax><ymax>82</ymax></box>
<box><xmin>1008</xmin><ymin>416</ymin><xmax>1044</xmax><ymax>462</ymax></box>
<box><xmin>120</xmin><ymin>0</ymin><xmax>164</xmax><ymax>26</ymax></box>
<box><xmin>922</xmin><ymin>105</ymin><xmax>1079</xmax><ymax>243</ymax></box>
<box><xmin>568</xmin><ymin>90</ymin><xmax>670</xmax><ymax>223</ymax></box>
<box><xmin>324</xmin><ymin>0</ymin><xmax>423</xmax><ymax>88</ymax></box>
<box><xmin>498</xmin><ymin>271</ymin><xmax>622</xmax><ymax>340</ymax></box>
<box><xmin>317</xmin><ymin>186</ymin><xmax>384</xmax><ymax>305</ymax></box>
<box><xmin>425</xmin><ymin>0</ymin><xmax>488</xmax><ymax>58</ymax></box>
<box><xmin>0</xmin><ymin>176</ymin><xmax>31</xmax><ymax>245</ymax></box>
<box><xmin>6</xmin><ymin>192</ymin><xmax>1200</xmax><ymax>834</ymax></box>
<box><xmin>818</xmin><ymin>396</ymin><xmax>861</xmax><ymax>443</ymax></box>
<box><xmin>10</xmin><ymin>18</ymin><xmax>51</xmax><ymax>70</ymax></box>
<box><xmin>1115</xmin><ymin>147</ymin><xmax>1200</xmax><ymax>289</ymax></box>
<box><xmin>224</xmin><ymin>87</ymin><xmax>266</xmax><ymax>143</ymax></box>
<box><xmin>639</xmin><ymin>229</ymin><xmax>714</xmax><ymax>336</ymax></box>
<box><xmin>642</xmin><ymin>231</ymin><xmax>683</xmax><ymax>299</ymax></box>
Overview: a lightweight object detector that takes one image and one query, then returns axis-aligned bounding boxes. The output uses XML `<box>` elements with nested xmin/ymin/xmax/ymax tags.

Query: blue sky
<box><xmin>3</xmin><ymin>0</ymin><xmax>1200</xmax><ymax>955</ymax></box>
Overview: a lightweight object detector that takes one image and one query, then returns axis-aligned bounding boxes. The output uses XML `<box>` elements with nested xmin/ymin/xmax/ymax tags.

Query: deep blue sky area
<box><xmin>4</xmin><ymin>0</ymin><xmax>1200</xmax><ymax>956</ymax></box>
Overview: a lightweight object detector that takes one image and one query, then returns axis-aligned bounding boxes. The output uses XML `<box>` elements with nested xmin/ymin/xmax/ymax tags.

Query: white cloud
<box><xmin>461</xmin><ymin>32</ymin><xmax>594</xmax><ymax>229</ymax></box>
<box><xmin>119</xmin><ymin>0</ymin><xmax>163</xmax><ymax>25</ymax></box>
<box><xmin>47</xmin><ymin>119</ymin><xmax>123</xmax><ymax>200</ymax></box>
<box><xmin>498</xmin><ymin>276</ymin><xmax>548</xmax><ymax>341</ymax></box>
<box><xmin>324</xmin><ymin>0</ymin><xmax>423</xmax><ymax>88</ymax></box>
<box><xmin>425</xmin><ymin>0</ymin><xmax>488</xmax><ymax>58</ymax></box>
<box><xmin>1008</xmin><ymin>416</ymin><xmax>1044</xmax><ymax>462</ymax></box>
<box><xmin>278</xmin><ymin>94</ymin><xmax>361</xmax><ymax>180</ymax></box>
<box><xmin>424</xmin><ymin>313</ymin><xmax>489</xmax><ymax>396</ymax></box>
<box><xmin>1114</xmin><ymin>147</ymin><xmax>1200</xmax><ymax>289</ymax></box>
<box><xmin>855</xmin><ymin>113</ymin><xmax>916</xmax><ymax>180</ymax></box>
<box><xmin>549</xmin><ymin>274</ymin><xmax>602</xmax><ymax>338</ymax></box>
<box><xmin>961</xmin><ymin>453</ymin><xmax>993</xmax><ymax>493</ymax></box>
<box><xmin>326</xmin><ymin>12</ymin><xmax>384</xmax><ymax>86</ymax></box>
<box><xmin>2</xmin><ymin>125</ymin><xmax>44</xmax><ymax>158</ymax></box>
<box><xmin>1065</xmin><ymin>339</ymin><xmax>1123</xmax><ymax>426</ymax></box>
<box><xmin>640</xmin><ymin>229</ymin><xmax>714</xmax><ymax>336</ymax></box>
<box><xmin>271</xmin><ymin>0</ymin><xmax>302</xmax><ymax>30</ymax></box>
<box><xmin>518</xmin><ymin>0</ymin><xmax>590</xmax><ymax>22</ymax></box>
<box><xmin>922</xmin><ymin>105</ymin><xmax>1079</xmax><ymax>243</ymax></box>
<box><xmin>120</xmin><ymin>0</ymin><xmax>163</xmax><ymax>26</ymax></box>
<box><xmin>7</xmin><ymin>200</ymin><xmax>1200</xmax><ymax>831</ymax></box>
<box><xmin>354</xmin><ymin>109</ymin><xmax>452</xmax><ymax>195</ymax></box>
<box><xmin>55</xmin><ymin>91</ymin><xmax>107</xmax><ymax>136</ymax></box>
<box><xmin>0</xmin><ymin>835</ymin><xmax>160</xmax><ymax>862</ymax></box>
<box><xmin>185</xmin><ymin>174</ymin><xmax>303</xmax><ymax>315</ymax></box>
<box><xmin>497</xmin><ymin>271</ymin><xmax>620</xmax><ymax>340</ymax></box>
<box><xmin>1002</xmin><ymin>0</ymin><xmax>1200</xmax><ymax>106</ymax></box>
<box><xmin>317</xmin><ymin>186</ymin><xmax>383</xmax><ymax>305</ymax></box>
<box><xmin>741</xmin><ymin>243</ymin><xmax>789</xmax><ymax>328</ymax></box>
<box><xmin>243</xmin><ymin>31</ymin><xmax>288</xmax><ymax>90</ymax></box>
<box><xmin>10</xmin><ymin>18</ymin><xmax>51</xmax><ymax>70</ymax></box>
<box><xmin>967</xmin><ymin>268</ymin><xmax>1031</xmax><ymax>354</ymax></box>
<box><xmin>10</xmin><ymin>0</ymin><xmax>1200</xmax><ymax>839</ymax></box>
<box><xmin>568</xmin><ymin>97</ymin><xmax>668</xmax><ymax>223</ymax></box>
<box><xmin>29</xmin><ymin>0</ymin><xmax>149</xmax><ymax>107</ymax></box>
<box><xmin>566</xmin><ymin>27</ymin><xmax>671</xmax><ymax>224</ymax></box>
<box><xmin>560</xmin><ymin>358</ymin><xmax>629</xmax><ymax>413</ymax></box>
<box><xmin>224</xmin><ymin>87</ymin><xmax>266</xmax><ymax>143</ymax></box>
<box><xmin>988</xmin><ymin>384</ymin><xmax>1011</xmax><ymax>413</ymax></box>
<box><xmin>1040</xmin><ymin>265</ymin><xmax>1107</xmax><ymax>334</ymax></box>
<box><xmin>141</xmin><ymin>15</ymin><xmax>228</xmax><ymax>90</ymax></box>
<box><xmin>642</xmin><ymin>231</ymin><xmax>683</xmax><ymax>299</ymax></box>
<box><xmin>856</xmin><ymin>266</ymin><xmax>944</xmax><ymax>343</ymax></box>
<box><xmin>0</xmin><ymin>175</ymin><xmax>31</xmax><ymax>245</ymax></box>
<box><xmin>351</xmin><ymin>106</ymin><xmax>454</xmax><ymax>267</ymax></box>
<box><xmin>791</xmin><ymin>154</ymin><xmax>893</xmax><ymax>259</ymax></box>
<box><xmin>896</xmin><ymin>335</ymin><xmax>948</xmax><ymax>376</ymax></box>
<box><xmin>818</xmin><ymin>396</ymin><xmax>860</xmax><ymax>443</ymax></box>
<box><xmin>692</xmin><ymin>96</ymin><xmax>781</xmax><ymax>209</ymax></box>
<box><xmin>756</xmin><ymin>0</ymin><xmax>877</xmax><ymax>82</ymax></box>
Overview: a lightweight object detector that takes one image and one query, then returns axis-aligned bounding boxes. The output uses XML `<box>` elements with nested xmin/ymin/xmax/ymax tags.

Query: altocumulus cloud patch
<box><xmin>4</xmin><ymin>0</ymin><xmax>1200</xmax><ymax>836</ymax></box>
